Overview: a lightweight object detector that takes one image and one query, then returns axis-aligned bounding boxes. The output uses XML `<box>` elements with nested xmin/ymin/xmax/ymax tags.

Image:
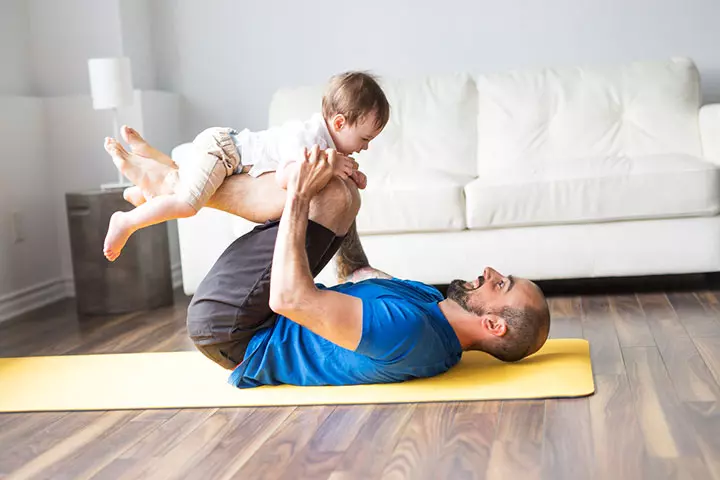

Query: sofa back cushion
<box><xmin>269</xmin><ymin>73</ymin><xmax>478</xmax><ymax>178</ymax></box>
<box><xmin>474</xmin><ymin>57</ymin><xmax>703</xmax><ymax>171</ymax></box>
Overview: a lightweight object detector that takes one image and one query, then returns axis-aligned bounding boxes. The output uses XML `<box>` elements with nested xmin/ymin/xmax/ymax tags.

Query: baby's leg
<box><xmin>121</xmin><ymin>125</ymin><xmax>177</xmax><ymax>167</ymax></box>
<box><xmin>105</xmin><ymin>138</ymin><xmax>178</xmax><ymax>198</ymax></box>
<box><xmin>104</xmin><ymin>195</ymin><xmax>196</xmax><ymax>262</ymax></box>
<box><xmin>123</xmin><ymin>186</ymin><xmax>146</xmax><ymax>206</ymax></box>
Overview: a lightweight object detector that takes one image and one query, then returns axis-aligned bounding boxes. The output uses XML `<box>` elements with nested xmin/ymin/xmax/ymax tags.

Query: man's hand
<box><xmin>287</xmin><ymin>145</ymin><xmax>335</xmax><ymax>200</ymax></box>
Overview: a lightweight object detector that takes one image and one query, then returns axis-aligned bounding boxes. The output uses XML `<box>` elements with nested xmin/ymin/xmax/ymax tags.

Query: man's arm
<box><xmin>269</xmin><ymin>147</ymin><xmax>363</xmax><ymax>351</ymax></box>
<box><xmin>336</xmin><ymin>221</ymin><xmax>393</xmax><ymax>283</ymax></box>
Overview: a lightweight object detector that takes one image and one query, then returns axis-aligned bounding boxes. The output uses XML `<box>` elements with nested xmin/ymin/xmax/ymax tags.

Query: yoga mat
<box><xmin>0</xmin><ymin>339</ymin><xmax>594</xmax><ymax>412</ymax></box>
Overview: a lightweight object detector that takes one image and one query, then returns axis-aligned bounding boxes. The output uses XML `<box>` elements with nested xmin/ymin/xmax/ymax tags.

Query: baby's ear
<box><xmin>332</xmin><ymin>114</ymin><xmax>347</xmax><ymax>131</ymax></box>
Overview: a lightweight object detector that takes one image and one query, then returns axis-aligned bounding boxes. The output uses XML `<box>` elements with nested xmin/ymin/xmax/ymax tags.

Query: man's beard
<box><xmin>447</xmin><ymin>279</ymin><xmax>486</xmax><ymax>316</ymax></box>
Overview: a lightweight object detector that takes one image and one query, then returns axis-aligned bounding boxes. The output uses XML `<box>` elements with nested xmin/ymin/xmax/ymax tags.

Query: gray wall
<box><xmin>151</xmin><ymin>0</ymin><xmax>720</xmax><ymax>140</ymax></box>
<box><xmin>0</xmin><ymin>0</ymin><xmax>33</xmax><ymax>95</ymax></box>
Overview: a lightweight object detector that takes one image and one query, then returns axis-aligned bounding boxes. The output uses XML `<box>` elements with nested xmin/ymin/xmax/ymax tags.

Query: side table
<box><xmin>65</xmin><ymin>188</ymin><xmax>173</xmax><ymax>315</ymax></box>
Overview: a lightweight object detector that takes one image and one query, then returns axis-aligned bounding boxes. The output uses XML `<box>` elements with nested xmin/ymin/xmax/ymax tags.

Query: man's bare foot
<box><xmin>121</xmin><ymin>125</ymin><xmax>177</xmax><ymax>167</ymax></box>
<box><xmin>104</xmin><ymin>211</ymin><xmax>134</xmax><ymax>261</ymax></box>
<box><xmin>104</xmin><ymin>137</ymin><xmax>178</xmax><ymax>198</ymax></box>
<box><xmin>123</xmin><ymin>186</ymin><xmax>146</xmax><ymax>206</ymax></box>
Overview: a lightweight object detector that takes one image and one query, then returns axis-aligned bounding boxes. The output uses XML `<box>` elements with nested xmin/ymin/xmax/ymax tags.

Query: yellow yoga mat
<box><xmin>0</xmin><ymin>339</ymin><xmax>594</xmax><ymax>412</ymax></box>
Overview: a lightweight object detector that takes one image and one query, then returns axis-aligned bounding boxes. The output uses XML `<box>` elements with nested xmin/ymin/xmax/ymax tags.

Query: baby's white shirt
<box><xmin>233</xmin><ymin>113</ymin><xmax>336</xmax><ymax>177</ymax></box>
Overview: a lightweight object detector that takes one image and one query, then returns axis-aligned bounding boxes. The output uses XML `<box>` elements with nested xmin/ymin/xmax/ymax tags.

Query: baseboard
<box><xmin>172</xmin><ymin>262</ymin><xmax>183</xmax><ymax>289</ymax></box>
<box><xmin>0</xmin><ymin>278</ymin><xmax>70</xmax><ymax>324</ymax></box>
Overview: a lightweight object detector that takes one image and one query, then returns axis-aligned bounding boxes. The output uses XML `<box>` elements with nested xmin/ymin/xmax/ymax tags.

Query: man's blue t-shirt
<box><xmin>228</xmin><ymin>278</ymin><xmax>463</xmax><ymax>388</ymax></box>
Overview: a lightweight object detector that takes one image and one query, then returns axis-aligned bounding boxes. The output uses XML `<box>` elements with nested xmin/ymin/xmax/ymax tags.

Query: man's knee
<box><xmin>310</xmin><ymin>177</ymin><xmax>361</xmax><ymax>234</ymax></box>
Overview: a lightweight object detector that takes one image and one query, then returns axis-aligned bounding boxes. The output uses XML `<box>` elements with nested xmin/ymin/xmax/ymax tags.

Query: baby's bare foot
<box><xmin>104</xmin><ymin>211</ymin><xmax>134</xmax><ymax>261</ymax></box>
<box><xmin>121</xmin><ymin>125</ymin><xmax>176</xmax><ymax>167</ymax></box>
<box><xmin>104</xmin><ymin>137</ymin><xmax>177</xmax><ymax>198</ymax></box>
<box><xmin>123</xmin><ymin>186</ymin><xmax>146</xmax><ymax>206</ymax></box>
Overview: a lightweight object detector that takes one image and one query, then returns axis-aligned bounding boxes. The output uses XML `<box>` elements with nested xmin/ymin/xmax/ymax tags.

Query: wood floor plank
<box><xmin>93</xmin><ymin>408</ymin><xmax>216</xmax><ymax>479</ymax></box>
<box><xmin>588</xmin><ymin>374</ymin><xmax>647</xmax><ymax>480</ymax></box>
<box><xmin>125</xmin><ymin>408</ymin><xmax>256</xmax><ymax>480</ymax></box>
<box><xmin>609</xmin><ymin>294</ymin><xmax>655</xmax><ymax>347</ymax></box>
<box><xmin>280</xmin><ymin>405</ymin><xmax>374</xmax><ymax>480</ymax></box>
<box><xmin>434</xmin><ymin>403</ymin><xmax>499</xmax><ymax>480</ymax></box>
<box><xmin>0</xmin><ymin>412</ymin><xmax>104</xmax><ymax>476</ymax></box>
<box><xmin>541</xmin><ymin>398</ymin><xmax>594</xmax><ymax>480</ymax></box>
<box><xmin>0</xmin><ymin>412</ymin><xmax>68</xmax><ymax>447</ymax></box>
<box><xmin>233</xmin><ymin>406</ymin><xmax>335</xmax><ymax>480</ymax></box>
<box><xmin>381</xmin><ymin>402</ymin><xmax>498</xmax><ymax>480</ymax></box>
<box><xmin>623</xmin><ymin>346</ymin><xmax>711</xmax><ymax>477</ymax></box>
<box><xmin>581</xmin><ymin>296</ymin><xmax>625</xmax><ymax>375</ymax></box>
<box><xmin>694</xmin><ymin>290</ymin><xmax>720</xmax><ymax>329</ymax></box>
<box><xmin>638</xmin><ymin>294</ymin><xmax>720</xmax><ymax>402</ymax></box>
<box><xmin>667</xmin><ymin>292</ymin><xmax>720</xmax><ymax>338</ymax></box>
<box><xmin>694</xmin><ymin>336</ymin><xmax>720</xmax><ymax>387</ymax></box>
<box><xmin>329</xmin><ymin>404</ymin><xmax>417</xmax><ymax>479</ymax></box>
<box><xmin>548</xmin><ymin>297</ymin><xmax>583</xmax><ymax>339</ymax></box>
<box><xmin>3</xmin><ymin>411</ymin><xmax>136</xmax><ymax>479</ymax></box>
<box><xmin>23</xmin><ymin>410</ymin><xmax>176</xmax><ymax>480</ymax></box>
<box><xmin>178</xmin><ymin>407</ymin><xmax>295</xmax><ymax>480</ymax></box>
<box><xmin>682</xmin><ymin>402</ymin><xmax>720</xmax><ymax>480</ymax></box>
<box><xmin>486</xmin><ymin>401</ymin><xmax>544</xmax><ymax>480</ymax></box>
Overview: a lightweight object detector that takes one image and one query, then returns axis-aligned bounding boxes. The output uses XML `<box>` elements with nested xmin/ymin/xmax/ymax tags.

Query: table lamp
<box><xmin>88</xmin><ymin>57</ymin><xmax>134</xmax><ymax>190</ymax></box>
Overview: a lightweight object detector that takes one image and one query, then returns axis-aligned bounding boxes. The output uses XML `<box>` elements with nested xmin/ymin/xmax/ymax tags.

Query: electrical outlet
<box><xmin>11</xmin><ymin>211</ymin><xmax>25</xmax><ymax>243</ymax></box>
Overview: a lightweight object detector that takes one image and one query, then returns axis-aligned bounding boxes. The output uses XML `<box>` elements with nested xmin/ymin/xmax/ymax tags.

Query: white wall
<box><xmin>0</xmin><ymin>97</ymin><xmax>66</xmax><ymax>320</ymax></box>
<box><xmin>152</xmin><ymin>0</ymin><xmax>720</xmax><ymax>139</ymax></box>
<box><xmin>27</xmin><ymin>0</ymin><xmax>124</xmax><ymax>97</ymax></box>
<box><xmin>119</xmin><ymin>0</ymin><xmax>157</xmax><ymax>90</ymax></box>
<box><xmin>0</xmin><ymin>0</ymin><xmax>33</xmax><ymax>95</ymax></box>
<box><xmin>0</xmin><ymin>0</ymin><xmax>183</xmax><ymax>321</ymax></box>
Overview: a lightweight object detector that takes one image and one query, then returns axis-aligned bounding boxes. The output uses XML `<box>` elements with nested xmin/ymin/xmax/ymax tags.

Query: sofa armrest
<box><xmin>700</xmin><ymin>103</ymin><xmax>720</xmax><ymax>163</ymax></box>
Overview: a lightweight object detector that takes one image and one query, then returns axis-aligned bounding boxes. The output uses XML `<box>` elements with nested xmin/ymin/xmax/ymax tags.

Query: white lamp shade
<box><xmin>88</xmin><ymin>57</ymin><xmax>134</xmax><ymax>110</ymax></box>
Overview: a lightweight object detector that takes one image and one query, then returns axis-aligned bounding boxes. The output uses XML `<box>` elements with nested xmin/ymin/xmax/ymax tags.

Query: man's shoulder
<box><xmin>320</xmin><ymin>278</ymin><xmax>443</xmax><ymax>304</ymax></box>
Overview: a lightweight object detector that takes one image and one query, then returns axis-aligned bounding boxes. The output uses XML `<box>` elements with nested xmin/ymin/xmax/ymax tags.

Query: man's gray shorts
<box><xmin>186</xmin><ymin>219</ymin><xmax>344</xmax><ymax>370</ymax></box>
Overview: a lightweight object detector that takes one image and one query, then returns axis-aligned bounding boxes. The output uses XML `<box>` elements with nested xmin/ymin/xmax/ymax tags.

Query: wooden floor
<box><xmin>1</xmin><ymin>287</ymin><xmax>720</xmax><ymax>480</ymax></box>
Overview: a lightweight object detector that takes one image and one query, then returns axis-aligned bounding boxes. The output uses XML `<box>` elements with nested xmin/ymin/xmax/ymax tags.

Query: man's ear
<box><xmin>332</xmin><ymin>114</ymin><xmax>346</xmax><ymax>132</ymax></box>
<box><xmin>482</xmin><ymin>315</ymin><xmax>507</xmax><ymax>337</ymax></box>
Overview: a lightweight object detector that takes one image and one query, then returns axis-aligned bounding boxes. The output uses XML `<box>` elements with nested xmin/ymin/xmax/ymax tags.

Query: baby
<box><xmin>102</xmin><ymin>71</ymin><xmax>390</xmax><ymax>261</ymax></box>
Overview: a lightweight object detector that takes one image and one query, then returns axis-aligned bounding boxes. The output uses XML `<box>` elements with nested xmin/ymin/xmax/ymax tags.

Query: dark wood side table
<box><xmin>65</xmin><ymin>188</ymin><xmax>173</xmax><ymax>315</ymax></box>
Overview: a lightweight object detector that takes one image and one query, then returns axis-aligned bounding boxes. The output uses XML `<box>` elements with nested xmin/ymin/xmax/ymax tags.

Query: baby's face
<box><xmin>329</xmin><ymin>113</ymin><xmax>384</xmax><ymax>155</ymax></box>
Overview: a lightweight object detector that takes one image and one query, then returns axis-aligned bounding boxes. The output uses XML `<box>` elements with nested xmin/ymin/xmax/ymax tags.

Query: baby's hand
<box><xmin>349</xmin><ymin>170</ymin><xmax>367</xmax><ymax>190</ymax></box>
<box><xmin>328</xmin><ymin>151</ymin><xmax>358</xmax><ymax>180</ymax></box>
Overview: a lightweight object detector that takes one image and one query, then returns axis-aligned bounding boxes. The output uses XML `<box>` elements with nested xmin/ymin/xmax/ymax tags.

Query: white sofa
<box><xmin>176</xmin><ymin>57</ymin><xmax>720</xmax><ymax>295</ymax></box>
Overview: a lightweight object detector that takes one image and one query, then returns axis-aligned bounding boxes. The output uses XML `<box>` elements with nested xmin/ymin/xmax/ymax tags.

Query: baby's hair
<box><xmin>322</xmin><ymin>71</ymin><xmax>390</xmax><ymax>130</ymax></box>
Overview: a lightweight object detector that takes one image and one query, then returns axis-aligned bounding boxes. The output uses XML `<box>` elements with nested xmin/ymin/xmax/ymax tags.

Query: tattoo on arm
<box><xmin>336</xmin><ymin>222</ymin><xmax>393</xmax><ymax>283</ymax></box>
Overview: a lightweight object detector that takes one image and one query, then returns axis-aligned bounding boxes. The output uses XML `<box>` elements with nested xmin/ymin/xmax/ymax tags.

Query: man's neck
<box><xmin>437</xmin><ymin>299</ymin><xmax>483</xmax><ymax>351</ymax></box>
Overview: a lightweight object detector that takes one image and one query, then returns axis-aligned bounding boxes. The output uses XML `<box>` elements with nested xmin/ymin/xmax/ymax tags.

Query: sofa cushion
<box><xmin>356</xmin><ymin>171</ymin><xmax>469</xmax><ymax>234</ymax></box>
<box><xmin>269</xmin><ymin>73</ymin><xmax>478</xmax><ymax>178</ymax></box>
<box><xmin>475</xmin><ymin>57</ymin><xmax>703</xmax><ymax>172</ymax></box>
<box><xmin>465</xmin><ymin>154</ymin><xmax>720</xmax><ymax>229</ymax></box>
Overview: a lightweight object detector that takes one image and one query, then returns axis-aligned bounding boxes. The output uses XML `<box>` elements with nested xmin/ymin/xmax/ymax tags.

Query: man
<box><xmin>185</xmin><ymin>146</ymin><xmax>551</xmax><ymax>387</ymax></box>
<box><xmin>108</xmin><ymin>133</ymin><xmax>550</xmax><ymax>387</ymax></box>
